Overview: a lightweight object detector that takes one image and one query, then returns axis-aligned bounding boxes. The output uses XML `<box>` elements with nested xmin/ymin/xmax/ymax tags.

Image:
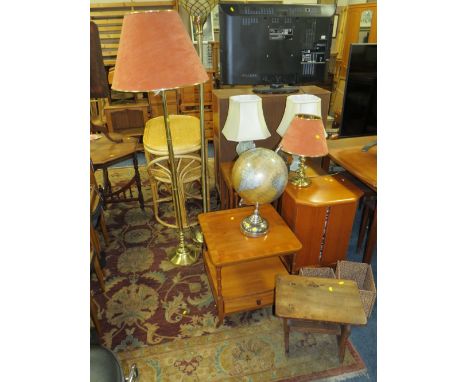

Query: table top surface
<box><xmin>90</xmin><ymin>134</ymin><xmax>138</xmax><ymax>165</ymax></box>
<box><xmin>198</xmin><ymin>204</ymin><xmax>302</xmax><ymax>266</ymax></box>
<box><xmin>327</xmin><ymin>136</ymin><xmax>377</xmax><ymax>191</ymax></box>
<box><xmin>275</xmin><ymin>274</ymin><xmax>367</xmax><ymax>325</ymax></box>
<box><xmin>284</xmin><ymin>173</ymin><xmax>363</xmax><ymax>207</ymax></box>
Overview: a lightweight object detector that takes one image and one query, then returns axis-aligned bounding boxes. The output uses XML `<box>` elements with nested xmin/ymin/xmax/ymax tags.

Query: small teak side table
<box><xmin>198</xmin><ymin>204</ymin><xmax>302</xmax><ymax>326</ymax></box>
<box><xmin>275</xmin><ymin>274</ymin><xmax>367</xmax><ymax>363</ymax></box>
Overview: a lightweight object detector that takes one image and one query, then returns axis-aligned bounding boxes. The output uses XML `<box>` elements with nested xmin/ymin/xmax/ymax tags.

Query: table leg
<box><xmin>215</xmin><ymin>266</ymin><xmax>224</xmax><ymax>327</ymax></box>
<box><xmin>363</xmin><ymin>206</ymin><xmax>377</xmax><ymax>264</ymax></box>
<box><xmin>321</xmin><ymin>156</ymin><xmax>331</xmax><ymax>172</ymax></box>
<box><xmin>133</xmin><ymin>153</ymin><xmax>144</xmax><ymax>210</ymax></box>
<box><xmin>283</xmin><ymin>318</ymin><xmax>290</xmax><ymax>354</ymax></box>
<box><xmin>338</xmin><ymin>324</ymin><xmax>351</xmax><ymax>363</ymax></box>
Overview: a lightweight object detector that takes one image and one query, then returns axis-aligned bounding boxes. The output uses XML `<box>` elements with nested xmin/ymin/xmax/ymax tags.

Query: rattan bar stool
<box><xmin>143</xmin><ymin>115</ymin><xmax>202</xmax><ymax>228</ymax></box>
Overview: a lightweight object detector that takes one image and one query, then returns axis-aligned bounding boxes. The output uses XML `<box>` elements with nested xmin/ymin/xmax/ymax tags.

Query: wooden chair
<box><xmin>143</xmin><ymin>115</ymin><xmax>202</xmax><ymax>228</ymax></box>
<box><xmin>91</xmin><ymin>169</ymin><xmax>110</xmax><ymax>247</ymax></box>
<box><xmin>90</xmin><ymin>134</ymin><xmax>144</xmax><ymax>210</ymax></box>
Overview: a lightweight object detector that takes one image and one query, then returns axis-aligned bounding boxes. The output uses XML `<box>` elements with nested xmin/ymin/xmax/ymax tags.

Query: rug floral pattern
<box><xmin>91</xmin><ymin>166</ymin><xmax>367</xmax><ymax>381</ymax></box>
<box><xmin>92</xmin><ymin>167</ymin><xmax>268</xmax><ymax>352</ymax></box>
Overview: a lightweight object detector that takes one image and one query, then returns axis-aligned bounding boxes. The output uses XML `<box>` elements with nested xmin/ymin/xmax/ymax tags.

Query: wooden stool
<box><xmin>143</xmin><ymin>115</ymin><xmax>202</xmax><ymax>228</ymax></box>
<box><xmin>275</xmin><ymin>274</ymin><xmax>366</xmax><ymax>363</ymax></box>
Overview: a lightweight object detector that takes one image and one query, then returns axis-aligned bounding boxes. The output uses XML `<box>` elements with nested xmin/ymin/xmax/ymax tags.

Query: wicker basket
<box><xmin>336</xmin><ymin>260</ymin><xmax>376</xmax><ymax>318</ymax></box>
<box><xmin>299</xmin><ymin>267</ymin><xmax>336</xmax><ymax>279</ymax></box>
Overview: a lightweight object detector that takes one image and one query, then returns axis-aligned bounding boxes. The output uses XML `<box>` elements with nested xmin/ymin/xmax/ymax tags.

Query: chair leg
<box><xmin>99</xmin><ymin>214</ymin><xmax>110</xmax><ymax>246</ymax></box>
<box><xmin>90</xmin><ymin>294</ymin><xmax>102</xmax><ymax>336</ymax></box>
<box><xmin>90</xmin><ymin>227</ymin><xmax>101</xmax><ymax>260</ymax></box>
<box><xmin>132</xmin><ymin>152</ymin><xmax>144</xmax><ymax>210</ymax></box>
<box><xmin>93</xmin><ymin>254</ymin><xmax>106</xmax><ymax>292</ymax></box>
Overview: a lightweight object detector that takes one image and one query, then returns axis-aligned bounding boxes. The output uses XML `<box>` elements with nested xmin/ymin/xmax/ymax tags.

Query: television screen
<box><xmin>339</xmin><ymin>43</ymin><xmax>377</xmax><ymax>138</ymax></box>
<box><xmin>219</xmin><ymin>3</ymin><xmax>335</xmax><ymax>88</ymax></box>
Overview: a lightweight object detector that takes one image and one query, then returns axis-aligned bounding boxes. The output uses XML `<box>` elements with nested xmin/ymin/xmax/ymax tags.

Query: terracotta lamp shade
<box><xmin>280</xmin><ymin>114</ymin><xmax>328</xmax><ymax>158</ymax></box>
<box><xmin>277</xmin><ymin>94</ymin><xmax>322</xmax><ymax>136</ymax></box>
<box><xmin>112</xmin><ymin>11</ymin><xmax>209</xmax><ymax>92</ymax></box>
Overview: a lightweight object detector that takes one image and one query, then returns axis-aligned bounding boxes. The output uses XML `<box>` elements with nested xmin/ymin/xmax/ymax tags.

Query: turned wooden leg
<box><xmin>338</xmin><ymin>324</ymin><xmax>351</xmax><ymax>363</ymax></box>
<box><xmin>283</xmin><ymin>318</ymin><xmax>290</xmax><ymax>354</ymax></box>
<box><xmin>215</xmin><ymin>266</ymin><xmax>224</xmax><ymax>327</ymax></box>
<box><xmin>133</xmin><ymin>153</ymin><xmax>144</xmax><ymax>210</ymax></box>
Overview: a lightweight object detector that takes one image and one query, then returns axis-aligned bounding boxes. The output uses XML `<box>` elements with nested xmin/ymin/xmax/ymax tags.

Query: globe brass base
<box><xmin>168</xmin><ymin>242</ymin><xmax>199</xmax><ymax>266</ymax></box>
<box><xmin>240</xmin><ymin>206</ymin><xmax>269</xmax><ymax>237</ymax></box>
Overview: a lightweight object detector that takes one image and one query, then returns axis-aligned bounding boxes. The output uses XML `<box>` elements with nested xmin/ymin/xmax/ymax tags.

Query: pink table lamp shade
<box><xmin>280</xmin><ymin>114</ymin><xmax>328</xmax><ymax>157</ymax></box>
<box><xmin>112</xmin><ymin>10</ymin><xmax>209</xmax><ymax>92</ymax></box>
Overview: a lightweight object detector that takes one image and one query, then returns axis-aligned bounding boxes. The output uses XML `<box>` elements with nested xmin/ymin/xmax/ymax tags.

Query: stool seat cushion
<box><xmin>144</xmin><ymin>115</ymin><xmax>200</xmax><ymax>155</ymax></box>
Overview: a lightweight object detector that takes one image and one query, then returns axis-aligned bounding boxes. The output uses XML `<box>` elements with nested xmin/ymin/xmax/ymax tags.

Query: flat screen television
<box><xmin>219</xmin><ymin>3</ymin><xmax>335</xmax><ymax>93</ymax></box>
<box><xmin>339</xmin><ymin>43</ymin><xmax>377</xmax><ymax>138</ymax></box>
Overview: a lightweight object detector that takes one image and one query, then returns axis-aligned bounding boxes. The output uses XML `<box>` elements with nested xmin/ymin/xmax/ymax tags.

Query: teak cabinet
<box><xmin>280</xmin><ymin>173</ymin><xmax>363</xmax><ymax>271</ymax></box>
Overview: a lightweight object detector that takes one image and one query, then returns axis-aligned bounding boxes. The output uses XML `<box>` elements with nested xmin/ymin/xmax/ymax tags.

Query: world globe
<box><xmin>231</xmin><ymin>147</ymin><xmax>288</xmax><ymax>237</ymax></box>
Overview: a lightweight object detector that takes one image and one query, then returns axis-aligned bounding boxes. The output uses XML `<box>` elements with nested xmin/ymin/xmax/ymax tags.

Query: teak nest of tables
<box><xmin>198</xmin><ymin>204</ymin><xmax>302</xmax><ymax>326</ymax></box>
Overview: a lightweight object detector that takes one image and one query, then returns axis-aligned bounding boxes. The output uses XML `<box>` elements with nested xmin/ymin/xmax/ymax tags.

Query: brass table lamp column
<box><xmin>112</xmin><ymin>10</ymin><xmax>209</xmax><ymax>265</ymax></box>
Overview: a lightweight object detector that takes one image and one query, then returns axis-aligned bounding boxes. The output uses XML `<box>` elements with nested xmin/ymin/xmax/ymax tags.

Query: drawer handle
<box><xmin>256</xmin><ymin>299</ymin><xmax>262</xmax><ymax>306</ymax></box>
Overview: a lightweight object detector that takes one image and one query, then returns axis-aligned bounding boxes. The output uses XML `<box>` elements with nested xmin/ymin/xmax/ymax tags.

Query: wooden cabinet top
<box><xmin>213</xmin><ymin>85</ymin><xmax>330</xmax><ymax>100</ymax></box>
<box><xmin>284</xmin><ymin>173</ymin><xmax>363</xmax><ymax>207</ymax></box>
<box><xmin>275</xmin><ymin>274</ymin><xmax>367</xmax><ymax>325</ymax></box>
<box><xmin>198</xmin><ymin>204</ymin><xmax>302</xmax><ymax>266</ymax></box>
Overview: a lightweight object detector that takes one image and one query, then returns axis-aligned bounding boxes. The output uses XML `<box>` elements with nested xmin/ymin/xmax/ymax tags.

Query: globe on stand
<box><xmin>231</xmin><ymin>147</ymin><xmax>288</xmax><ymax>237</ymax></box>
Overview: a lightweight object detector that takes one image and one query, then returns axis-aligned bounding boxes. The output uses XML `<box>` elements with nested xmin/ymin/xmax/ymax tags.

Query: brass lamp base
<box><xmin>290</xmin><ymin>174</ymin><xmax>311</xmax><ymax>188</ymax></box>
<box><xmin>289</xmin><ymin>155</ymin><xmax>310</xmax><ymax>188</ymax></box>
<box><xmin>240</xmin><ymin>203</ymin><xmax>269</xmax><ymax>237</ymax></box>
<box><xmin>168</xmin><ymin>242</ymin><xmax>199</xmax><ymax>266</ymax></box>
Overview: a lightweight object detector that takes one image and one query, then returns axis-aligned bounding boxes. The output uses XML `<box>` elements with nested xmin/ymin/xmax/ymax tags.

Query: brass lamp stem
<box><xmin>161</xmin><ymin>91</ymin><xmax>198</xmax><ymax>265</ymax></box>
<box><xmin>194</xmin><ymin>16</ymin><xmax>210</xmax><ymax>213</ymax></box>
<box><xmin>290</xmin><ymin>156</ymin><xmax>311</xmax><ymax>188</ymax></box>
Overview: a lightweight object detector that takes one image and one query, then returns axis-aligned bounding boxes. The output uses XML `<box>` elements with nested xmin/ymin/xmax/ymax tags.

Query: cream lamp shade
<box><xmin>276</xmin><ymin>94</ymin><xmax>322</xmax><ymax>136</ymax></box>
<box><xmin>222</xmin><ymin>95</ymin><xmax>270</xmax><ymax>142</ymax></box>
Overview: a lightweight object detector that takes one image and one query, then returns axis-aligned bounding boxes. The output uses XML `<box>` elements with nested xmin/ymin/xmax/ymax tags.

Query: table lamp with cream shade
<box><xmin>222</xmin><ymin>94</ymin><xmax>271</xmax><ymax>155</ymax></box>
<box><xmin>112</xmin><ymin>10</ymin><xmax>209</xmax><ymax>266</ymax></box>
<box><xmin>278</xmin><ymin>114</ymin><xmax>328</xmax><ymax>188</ymax></box>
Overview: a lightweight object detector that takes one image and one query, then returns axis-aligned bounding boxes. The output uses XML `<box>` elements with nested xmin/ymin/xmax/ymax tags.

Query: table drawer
<box><xmin>224</xmin><ymin>291</ymin><xmax>274</xmax><ymax>314</ymax></box>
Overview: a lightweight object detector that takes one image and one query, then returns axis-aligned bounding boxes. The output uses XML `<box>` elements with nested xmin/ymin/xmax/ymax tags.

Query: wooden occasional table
<box><xmin>275</xmin><ymin>274</ymin><xmax>367</xmax><ymax>363</ymax></box>
<box><xmin>198</xmin><ymin>204</ymin><xmax>302</xmax><ymax>326</ymax></box>
<box><xmin>323</xmin><ymin>136</ymin><xmax>377</xmax><ymax>263</ymax></box>
<box><xmin>90</xmin><ymin>134</ymin><xmax>144</xmax><ymax>210</ymax></box>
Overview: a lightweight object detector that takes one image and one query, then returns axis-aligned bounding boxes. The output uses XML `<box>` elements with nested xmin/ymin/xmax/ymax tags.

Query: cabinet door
<box><xmin>340</xmin><ymin>3</ymin><xmax>377</xmax><ymax>77</ymax></box>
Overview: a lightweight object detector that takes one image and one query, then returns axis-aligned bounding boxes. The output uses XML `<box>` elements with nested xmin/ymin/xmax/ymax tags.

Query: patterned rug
<box><xmin>91</xmin><ymin>166</ymin><xmax>367</xmax><ymax>381</ymax></box>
